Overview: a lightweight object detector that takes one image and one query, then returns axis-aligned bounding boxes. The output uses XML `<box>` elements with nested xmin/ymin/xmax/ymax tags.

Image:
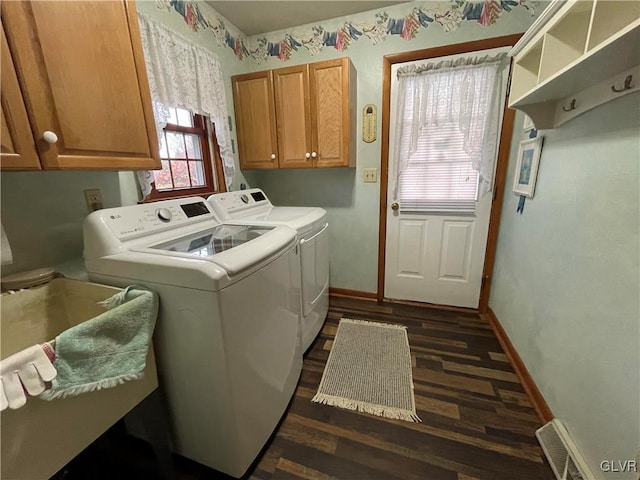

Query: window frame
<box><xmin>145</xmin><ymin>113</ymin><xmax>226</xmax><ymax>202</ymax></box>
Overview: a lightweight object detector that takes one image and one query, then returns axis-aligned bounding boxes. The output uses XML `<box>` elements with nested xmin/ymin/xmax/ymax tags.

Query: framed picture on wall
<box><xmin>513</xmin><ymin>136</ymin><xmax>543</xmax><ymax>198</ymax></box>
<box><xmin>523</xmin><ymin>114</ymin><xmax>535</xmax><ymax>132</ymax></box>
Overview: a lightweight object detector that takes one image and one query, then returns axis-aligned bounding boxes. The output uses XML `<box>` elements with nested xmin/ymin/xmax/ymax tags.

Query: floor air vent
<box><xmin>536</xmin><ymin>419</ymin><xmax>593</xmax><ymax>480</ymax></box>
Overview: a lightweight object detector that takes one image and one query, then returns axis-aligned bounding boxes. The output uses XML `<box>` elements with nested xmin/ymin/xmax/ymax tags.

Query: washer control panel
<box><xmin>208</xmin><ymin>189</ymin><xmax>272</xmax><ymax>220</ymax></box>
<box><xmin>101</xmin><ymin>198</ymin><xmax>216</xmax><ymax>241</ymax></box>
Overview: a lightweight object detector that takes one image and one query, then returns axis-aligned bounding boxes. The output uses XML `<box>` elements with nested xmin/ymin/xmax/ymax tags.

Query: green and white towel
<box><xmin>41</xmin><ymin>286</ymin><xmax>158</xmax><ymax>400</ymax></box>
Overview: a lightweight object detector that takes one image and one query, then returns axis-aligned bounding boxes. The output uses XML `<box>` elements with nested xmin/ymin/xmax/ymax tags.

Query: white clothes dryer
<box><xmin>208</xmin><ymin>189</ymin><xmax>329</xmax><ymax>351</ymax></box>
<box><xmin>83</xmin><ymin>197</ymin><xmax>302</xmax><ymax>478</ymax></box>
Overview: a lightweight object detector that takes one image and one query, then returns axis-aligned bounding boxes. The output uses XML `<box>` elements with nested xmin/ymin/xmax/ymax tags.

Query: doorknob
<box><xmin>391</xmin><ymin>202</ymin><xmax>399</xmax><ymax>211</ymax></box>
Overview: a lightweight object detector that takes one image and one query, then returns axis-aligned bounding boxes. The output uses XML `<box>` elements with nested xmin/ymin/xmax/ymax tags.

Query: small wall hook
<box><xmin>611</xmin><ymin>75</ymin><xmax>633</xmax><ymax>93</ymax></box>
<box><xmin>562</xmin><ymin>98</ymin><xmax>577</xmax><ymax>112</ymax></box>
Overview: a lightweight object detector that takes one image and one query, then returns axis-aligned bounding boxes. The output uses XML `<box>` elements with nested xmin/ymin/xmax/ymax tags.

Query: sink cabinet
<box><xmin>0</xmin><ymin>278</ymin><xmax>158</xmax><ymax>480</ymax></box>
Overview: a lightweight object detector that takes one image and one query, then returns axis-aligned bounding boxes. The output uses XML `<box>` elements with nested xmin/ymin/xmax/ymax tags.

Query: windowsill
<box><xmin>143</xmin><ymin>190</ymin><xmax>217</xmax><ymax>203</ymax></box>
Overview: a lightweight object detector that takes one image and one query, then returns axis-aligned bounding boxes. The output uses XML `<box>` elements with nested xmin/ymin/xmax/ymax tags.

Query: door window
<box><xmin>393</xmin><ymin>55</ymin><xmax>507</xmax><ymax>214</ymax></box>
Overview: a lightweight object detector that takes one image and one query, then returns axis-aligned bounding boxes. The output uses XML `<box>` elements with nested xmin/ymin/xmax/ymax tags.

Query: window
<box><xmin>398</xmin><ymin>121</ymin><xmax>479</xmax><ymax>214</ymax></box>
<box><xmin>146</xmin><ymin>107</ymin><xmax>225</xmax><ymax>201</ymax></box>
<box><xmin>395</xmin><ymin>58</ymin><xmax>505</xmax><ymax>214</ymax></box>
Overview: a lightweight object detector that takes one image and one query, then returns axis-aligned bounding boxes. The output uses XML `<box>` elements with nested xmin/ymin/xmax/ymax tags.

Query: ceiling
<box><xmin>206</xmin><ymin>1</ymin><xmax>410</xmax><ymax>36</ymax></box>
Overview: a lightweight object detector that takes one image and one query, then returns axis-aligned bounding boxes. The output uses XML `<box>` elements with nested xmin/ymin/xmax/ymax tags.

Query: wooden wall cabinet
<box><xmin>0</xmin><ymin>1</ymin><xmax>160</xmax><ymax>171</ymax></box>
<box><xmin>232</xmin><ymin>70</ymin><xmax>280</xmax><ymax>169</ymax></box>
<box><xmin>508</xmin><ymin>0</ymin><xmax>640</xmax><ymax>129</ymax></box>
<box><xmin>1</xmin><ymin>24</ymin><xmax>40</xmax><ymax>170</ymax></box>
<box><xmin>233</xmin><ymin>57</ymin><xmax>356</xmax><ymax>170</ymax></box>
<box><xmin>273</xmin><ymin>64</ymin><xmax>313</xmax><ymax>169</ymax></box>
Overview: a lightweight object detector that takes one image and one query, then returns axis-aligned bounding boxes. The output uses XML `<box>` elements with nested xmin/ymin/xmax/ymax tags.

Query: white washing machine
<box><xmin>208</xmin><ymin>189</ymin><xmax>329</xmax><ymax>351</ymax></box>
<box><xmin>83</xmin><ymin>197</ymin><xmax>302</xmax><ymax>478</ymax></box>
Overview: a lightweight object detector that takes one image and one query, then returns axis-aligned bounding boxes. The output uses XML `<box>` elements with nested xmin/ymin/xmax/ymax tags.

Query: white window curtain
<box><xmin>392</xmin><ymin>53</ymin><xmax>508</xmax><ymax>207</ymax></box>
<box><xmin>136</xmin><ymin>13</ymin><xmax>235</xmax><ymax>197</ymax></box>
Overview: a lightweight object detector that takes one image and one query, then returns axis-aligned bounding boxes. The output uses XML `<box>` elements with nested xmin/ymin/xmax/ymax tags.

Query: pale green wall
<box><xmin>136</xmin><ymin>1</ymin><xmax>247</xmax><ymax>74</ymax></box>
<box><xmin>0</xmin><ymin>1</ymin><xmax>250</xmax><ymax>275</ymax></box>
<box><xmin>0</xmin><ymin>1</ymin><xmax>540</xmax><ymax>284</ymax></box>
<box><xmin>490</xmin><ymin>95</ymin><xmax>640</xmax><ymax>479</ymax></box>
<box><xmin>124</xmin><ymin>0</ymin><xmax>253</xmax><ymax>196</ymax></box>
<box><xmin>0</xmin><ymin>171</ymin><xmax>123</xmax><ymax>275</ymax></box>
<box><xmin>243</xmin><ymin>5</ymin><xmax>541</xmax><ymax>292</ymax></box>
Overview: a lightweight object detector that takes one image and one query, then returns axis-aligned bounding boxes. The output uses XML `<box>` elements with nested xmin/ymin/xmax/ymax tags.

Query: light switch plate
<box><xmin>363</xmin><ymin>168</ymin><xmax>378</xmax><ymax>183</ymax></box>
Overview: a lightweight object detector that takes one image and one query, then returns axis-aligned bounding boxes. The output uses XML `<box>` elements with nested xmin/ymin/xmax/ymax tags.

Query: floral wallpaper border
<box><xmin>156</xmin><ymin>0</ymin><xmax>538</xmax><ymax>63</ymax></box>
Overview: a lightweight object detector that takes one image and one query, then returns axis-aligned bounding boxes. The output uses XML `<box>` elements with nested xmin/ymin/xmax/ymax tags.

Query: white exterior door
<box><xmin>384</xmin><ymin>50</ymin><xmax>509</xmax><ymax>309</ymax></box>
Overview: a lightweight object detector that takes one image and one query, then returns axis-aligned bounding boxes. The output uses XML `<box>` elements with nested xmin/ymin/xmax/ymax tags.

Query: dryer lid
<box><xmin>249</xmin><ymin>207</ymin><xmax>326</xmax><ymax>233</ymax></box>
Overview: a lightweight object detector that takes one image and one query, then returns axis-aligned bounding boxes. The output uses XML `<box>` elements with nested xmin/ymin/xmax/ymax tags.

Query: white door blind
<box><xmin>399</xmin><ymin>121</ymin><xmax>478</xmax><ymax>213</ymax></box>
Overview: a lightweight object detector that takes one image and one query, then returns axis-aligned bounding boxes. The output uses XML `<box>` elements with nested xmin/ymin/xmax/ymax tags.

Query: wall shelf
<box><xmin>508</xmin><ymin>0</ymin><xmax>640</xmax><ymax>129</ymax></box>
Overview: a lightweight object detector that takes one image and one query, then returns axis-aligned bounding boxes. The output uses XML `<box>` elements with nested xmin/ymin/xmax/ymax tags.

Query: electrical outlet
<box><xmin>363</xmin><ymin>168</ymin><xmax>378</xmax><ymax>183</ymax></box>
<box><xmin>84</xmin><ymin>188</ymin><xmax>104</xmax><ymax>212</ymax></box>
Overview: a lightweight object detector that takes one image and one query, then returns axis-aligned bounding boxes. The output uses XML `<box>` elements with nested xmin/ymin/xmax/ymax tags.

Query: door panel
<box><xmin>1</xmin><ymin>109</ymin><xmax>14</xmax><ymax>152</ymax></box>
<box><xmin>273</xmin><ymin>65</ymin><xmax>312</xmax><ymax>168</ymax></box>
<box><xmin>233</xmin><ymin>71</ymin><xmax>278</xmax><ymax>169</ymax></box>
<box><xmin>314</xmin><ymin>67</ymin><xmax>342</xmax><ymax>161</ymax></box>
<box><xmin>310</xmin><ymin>58</ymin><xmax>351</xmax><ymax>167</ymax></box>
<box><xmin>34</xmin><ymin>2</ymin><xmax>148</xmax><ymax>155</ymax></box>
<box><xmin>397</xmin><ymin>220</ymin><xmax>427</xmax><ymax>277</ymax></box>
<box><xmin>300</xmin><ymin>223</ymin><xmax>329</xmax><ymax>317</ymax></box>
<box><xmin>0</xmin><ymin>23</ymin><xmax>40</xmax><ymax>170</ymax></box>
<box><xmin>384</xmin><ymin>49</ymin><xmax>509</xmax><ymax>309</ymax></box>
<box><xmin>439</xmin><ymin>221</ymin><xmax>474</xmax><ymax>280</ymax></box>
<box><xmin>386</xmin><ymin>211</ymin><xmax>489</xmax><ymax>308</ymax></box>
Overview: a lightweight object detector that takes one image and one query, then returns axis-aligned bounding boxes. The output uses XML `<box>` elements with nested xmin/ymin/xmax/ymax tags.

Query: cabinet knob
<box><xmin>391</xmin><ymin>202</ymin><xmax>399</xmax><ymax>211</ymax></box>
<box><xmin>305</xmin><ymin>152</ymin><xmax>311</xmax><ymax>159</ymax></box>
<box><xmin>43</xmin><ymin>131</ymin><xmax>58</xmax><ymax>144</ymax></box>
<box><xmin>311</xmin><ymin>152</ymin><xmax>317</xmax><ymax>158</ymax></box>
<box><xmin>271</xmin><ymin>153</ymin><xmax>276</xmax><ymax>160</ymax></box>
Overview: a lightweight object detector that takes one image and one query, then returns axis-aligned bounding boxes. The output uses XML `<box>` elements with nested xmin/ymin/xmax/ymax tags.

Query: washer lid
<box><xmin>148</xmin><ymin>224</ymin><xmax>273</xmax><ymax>255</ymax></box>
<box><xmin>139</xmin><ymin>224</ymin><xmax>296</xmax><ymax>275</ymax></box>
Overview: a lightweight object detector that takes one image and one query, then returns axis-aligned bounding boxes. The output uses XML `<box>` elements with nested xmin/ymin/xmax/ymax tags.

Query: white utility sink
<box><xmin>1</xmin><ymin>278</ymin><xmax>158</xmax><ymax>479</ymax></box>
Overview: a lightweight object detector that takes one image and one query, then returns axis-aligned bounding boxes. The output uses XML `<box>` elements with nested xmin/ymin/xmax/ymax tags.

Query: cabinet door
<box><xmin>1</xmin><ymin>1</ymin><xmax>160</xmax><ymax>170</ymax></box>
<box><xmin>309</xmin><ymin>58</ymin><xmax>356</xmax><ymax>168</ymax></box>
<box><xmin>273</xmin><ymin>65</ymin><xmax>312</xmax><ymax>169</ymax></box>
<box><xmin>1</xmin><ymin>23</ymin><xmax>40</xmax><ymax>170</ymax></box>
<box><xmin>232</xmin><ymin>71</ymin><xmax>278</xmax><ymax>169</ymax></box>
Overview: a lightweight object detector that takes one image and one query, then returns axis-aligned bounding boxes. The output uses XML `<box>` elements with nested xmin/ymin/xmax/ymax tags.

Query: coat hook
<box><xmin>562</xmin><ymin>98</ymin><xmax>577</xmax><ymax>112</ymax></box>
<box><xmin>611</xmin><ymin>75</ymin><xmax>633</xmax><ymax>93</ymax></box>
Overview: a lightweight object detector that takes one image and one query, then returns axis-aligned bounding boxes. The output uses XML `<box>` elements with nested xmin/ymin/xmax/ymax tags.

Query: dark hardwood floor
<box><xmin>247</xmin><ymin>297</ymin><xmax>554</xmax><ymax>480</ymax></box>
<box><xmin>59</xmin><ymin>296</ymin><xmax>555</xmax><ymax>480</ymax></box>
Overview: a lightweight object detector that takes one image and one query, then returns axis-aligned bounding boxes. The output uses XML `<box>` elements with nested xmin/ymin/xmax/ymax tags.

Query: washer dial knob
<box><xmin>156</xmin><ymin>208</ymin><xmax>173</xmax><ymax>222</ymax></box>
<box><xmin>240</xmin><ymin>194</ymin><xmax>249</xmax><ymax>204</ymax></box>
